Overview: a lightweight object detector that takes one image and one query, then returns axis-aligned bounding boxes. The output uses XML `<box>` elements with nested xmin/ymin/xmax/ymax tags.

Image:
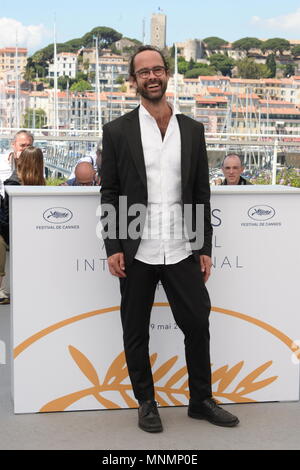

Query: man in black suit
<box><xmin>101</xmin><ymin>45</ymin><xmax>239</xmax><ymax>432</ymax></box>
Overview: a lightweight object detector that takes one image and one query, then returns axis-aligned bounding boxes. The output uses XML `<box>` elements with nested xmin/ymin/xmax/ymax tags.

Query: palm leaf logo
<box><xmin>40</xmin><ymin>347</ymin><xmax>278</xmax><ymax>412</ymax></box>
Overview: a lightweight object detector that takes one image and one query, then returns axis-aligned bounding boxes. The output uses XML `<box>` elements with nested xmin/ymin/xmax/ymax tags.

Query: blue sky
<box><xmin>1</xmin><ymin>1</ymin><xmax>300</xmax><ymax>53</ymax></box>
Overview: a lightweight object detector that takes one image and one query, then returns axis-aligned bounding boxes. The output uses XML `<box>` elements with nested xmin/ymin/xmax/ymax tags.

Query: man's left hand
<box><xmin>200</xmin><ymin>255</ymin><xmax>212</xmax><ymax>283</ymax></box>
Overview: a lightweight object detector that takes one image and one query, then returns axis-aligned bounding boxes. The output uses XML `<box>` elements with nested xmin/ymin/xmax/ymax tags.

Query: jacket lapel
<box><xmin>124</xmin><ymin>109</ymin><xmax>192</xmax><ymax>192</ymax></box>
<box><xmin>124</xmin><ymin>107</ymin><xmax>147</xmax><ymax>189</ymax></box>
<box><xmin>177</xmin><ymin>114</ymin><xmax>192</xmax><ymax>191</ymax></box>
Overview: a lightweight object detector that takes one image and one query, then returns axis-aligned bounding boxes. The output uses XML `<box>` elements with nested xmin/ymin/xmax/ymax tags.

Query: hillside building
<box><xmin>48</xmin><ymin>52</ymin><xmax>78</xmax><ymax>79</ymax></box>
<box><xmin>0</xmin><ymin>48</ymin><xmax>27</xmax><ymax>80</ymax></box>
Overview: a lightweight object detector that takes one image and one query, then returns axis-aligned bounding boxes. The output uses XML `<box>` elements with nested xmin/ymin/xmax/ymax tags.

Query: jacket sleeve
<box><xmin>100</xmin><ymin>124</ymin><xmax>123</xmax><ymax>258</ymax></box>
<box><xmin>194</xmin><ymin>123</ymin><xmax>213</xmax><ymax>257</ymax></box>
<box><xmin>0</xmin><ymin>180</ymin><xmax>19</xmax><ymax>245</ymax></box>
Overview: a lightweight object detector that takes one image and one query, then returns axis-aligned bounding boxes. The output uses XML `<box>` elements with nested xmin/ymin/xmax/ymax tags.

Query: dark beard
<box><xmin>136</xmin><ymin>79</ymin><xmax>168</xmax><ymax>103</ymax></box>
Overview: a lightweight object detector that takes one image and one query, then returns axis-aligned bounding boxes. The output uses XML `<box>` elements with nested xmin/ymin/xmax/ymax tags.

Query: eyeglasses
<box><xmin>134</xmin><ymin>66</ymin><xmax>167</xmax><ymax>79</ymax></box>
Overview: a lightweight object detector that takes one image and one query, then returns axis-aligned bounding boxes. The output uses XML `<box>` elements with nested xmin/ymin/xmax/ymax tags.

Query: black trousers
<box><xmin>119</xmin><ymin>255</ymin><xmax>212</xmax><ymax>404</ymax></box>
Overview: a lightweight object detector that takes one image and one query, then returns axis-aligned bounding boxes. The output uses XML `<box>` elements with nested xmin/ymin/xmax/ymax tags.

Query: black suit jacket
<box><xmin>100</xmin><ymin>107</ymin><xmax>212</xmax><ymax>266</ymax></box>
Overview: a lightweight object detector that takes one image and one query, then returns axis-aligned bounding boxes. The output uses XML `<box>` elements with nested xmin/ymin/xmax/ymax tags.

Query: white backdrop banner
<box><xmin>7</xmin><ymin>185</ymin><xmax>300</xmax><ymax>414</ymax></box>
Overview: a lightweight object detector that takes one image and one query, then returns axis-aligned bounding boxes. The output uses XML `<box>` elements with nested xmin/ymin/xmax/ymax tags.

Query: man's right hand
<box><xmin>107</xmin><ymin>252</ymin><xmax>126</xmax><ymax>278</ymax></box>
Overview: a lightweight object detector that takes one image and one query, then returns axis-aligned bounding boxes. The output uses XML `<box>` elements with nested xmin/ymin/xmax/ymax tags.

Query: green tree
<box><xmin>261</xmin><ymin>38</ymin><xmax>290</xmax><ymax>54</ymax></box>
<box><xmin>266</xmin><ymin>54</ymin><xmax>276</xmax><ymax>78</ymax></box>
<box><xmin>257</xmin><ymin>64</ymin><xmax>273</xmax><ymax>78</ymax></box>
<box><xmin>24</xmin><ymin>57</ymin><xmax>47</xmax><ymax>80</ymax></box>
<box><xmin>61</xmin><ymin>38</ymin><xmax>83</xmax><ymax>52</ymax></box>
<box><xmin>177</xmin><ymin>56</ymin><xmax>189</xmax><ymax>74</ymax></box>
<box><xmin>283</xmin><ymin>63</ymin><xmax>295</xmax><ymax>77</ymax></box>
<box><xmin>57</xmin><ymin>75</ymin><xmax>76</xmax><ymax>90</ymax></box>
<box><xmin>75</xmin><ymin>71</ymin><xmax>89</xmax><ymax>81</ymax></box>
<box><xmin>70</xmin><ymin>80</ymin><xmax>92</xmax><ymax>92</ymax></box>
<box><xmin>46</xmin><ymin>177</ymin><xmax>67</xmax><ymax>186</ymax></box>
<box><xmin>236</xmin><ymin>58</ymin><xmax>272</xmax><ymax>79</ymax></box>
<box><xmin>232</xmin><ymin>37</ymin><xmax>263</xmax><ymax>54</ymax></box>
<box><xmin>23</xmin><ymin>108</ymin><xmax>47</xmax><ymax>128</ymax></box>
<box><xmin>81</xmin><ymin>26</ymin><xmax>122</xmax><ymax>48</ymax></box>
<box><xmin>203</xmin><ymin>37</ymin><xmax>228</xmax><ymax>51</ymax></box>
<box><xmin>188</xmin><ymin>58</ymin><xmax>196</xmax><ymax>70</ymax></box>
<box><xmin>291</xmin><ymin>45</ymin><xmax>300</xmax><ymax>57</ymax></box>
<box><xmin>209</xmin><ymin>53</ymin><xmax>235</xmax><ymax>76</ymax></box>
<box><xmin>185</xmin><ymin>65</ymin><xmax>216</xmax><ymax>78</ymax></box>
<box><xmin>23</xmin><ymin>57</ymin><xmax>36</xmax><ymax>81</ymax></box>
<box><xmin>115</xmin><ymin>75</ymin><xmax>125</xmax><ymax>84</ymax></box>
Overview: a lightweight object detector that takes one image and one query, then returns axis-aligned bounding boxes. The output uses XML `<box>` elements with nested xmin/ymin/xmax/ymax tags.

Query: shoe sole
<box><xmin>188</xmin><ymin>410</ymin><xmax>239</xmax><ymax>427</ymax></box>
<box><xmin>138</xmin><ymin>423</ymin><xmax>163</xmax><ymax>433</ymax></box>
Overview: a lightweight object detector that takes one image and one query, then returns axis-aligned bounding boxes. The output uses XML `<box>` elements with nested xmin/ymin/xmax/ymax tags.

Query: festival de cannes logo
<box><xmin>248</xmin><ymin>205</ymin><xmax>276</xmax><ymax>221</ymax></box>
<box><xmin>13</xmin><ymin>305</ymin><xmax>300</xmax><ymax>412</ymax></box>
<box><xmin>43</xmin><ymin>207</ymin><xmax>73</xmax><ymax>224</ymax></box>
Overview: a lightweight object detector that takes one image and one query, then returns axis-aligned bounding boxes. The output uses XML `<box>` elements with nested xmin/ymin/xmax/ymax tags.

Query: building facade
<box><xmin>0</xmin><ymin>48</ymin><xmax>27</xmax><ymax>80</ymax></box>
<box><xmin>48</xmin><ymin>52</ymin><xmax>78</xmax><ymax>79</ymax></box>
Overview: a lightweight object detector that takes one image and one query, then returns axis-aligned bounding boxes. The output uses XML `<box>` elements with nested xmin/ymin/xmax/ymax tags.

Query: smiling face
<box><xmin>131</xmin><ymin>50</ymin><xmax>169</xmax><ymax>104</ymax></box>
<box><xmin>222</xmin><ymin>155</ymin><xmax>244</xmax><ymax>185</ymax></box>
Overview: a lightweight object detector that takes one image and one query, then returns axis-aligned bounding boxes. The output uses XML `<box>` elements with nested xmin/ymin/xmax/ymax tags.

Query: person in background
<box><xmin>0</xmin><ymin>130</ymin><xmax>34</xmax><ymax>195</ymax></box>
<box><xmin>63</xmin><ymin>161</ymin><xmax>99</xmax><ymax>186</ymax></box>
<box><xmin>211</xmin><ymin>178</ymin><xmax>223</xmax><ymax>186</ymax></box>
<box><xmin>68</xmin><ymin>142</ymin><xmax>102</xmax><ymax>184</ymax></box>
<box><xmin>221</xmin><ymin>154</ymin><xmax>252</xmax><ymax>185</ymax></box>
<box><xmin>9</xmin><ymin>130</ymin><xmax>34</xmax><ymax>163</ymax></box>
<box><xmin>95</xmin><ymin>142</ymin><xmax>102</xmax><ymax>183</ymax></box>
<box><xmin>0</xmin><ymin>146</ymin><xmax>45</xmax><ymax>304</ymax></box>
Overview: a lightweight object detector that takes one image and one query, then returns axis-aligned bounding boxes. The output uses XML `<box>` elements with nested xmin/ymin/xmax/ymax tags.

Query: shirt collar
<box><xmin>139</xmin><ymin>102</ymin><xmax>181</xmax><ymax>118</ymax></box>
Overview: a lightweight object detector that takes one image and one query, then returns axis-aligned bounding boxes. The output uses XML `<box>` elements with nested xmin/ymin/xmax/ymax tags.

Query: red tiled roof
<box><xmin>29</xmin><ymin>92</ymin><xmax>48</xmax><ymax>97</ymax></box>
<box><xmin>237</xmin><ymin>93</ymin><xmax>260</xmax><ymax>100</ymax></box>
<box><xmin>261</xmin><ymin>79</ymin><xmax>283</xmax><ymax>84</ymax></box>
<box><xmin>259</xmin><ymin>99</ymin><xmax>293</xmax><ymax>105</ymax></box>
<box><xmin>196</xmin><ymin>96</ymin><xmax>228</xmax><ymax>103</ymax></box>
<box><xmin>58</xmin><ymin>52</ymin><xmax>77</xmax><ymax>56</ymax></box>
<box><xmin>207</xmin><ymin>87</ymin><xmax>225</xmax><ymax>94</ymax></box>
<box><xmin>230</xmin><ymin>78</ymin><xmax>260</xmax><ymax>84</ymax></box>
<box><xmin>260</xmin><ymin>107</ymin><xmax>300</xmax><ymax>115</ymax></box>
<box><xmin>198</xmin><ymin>76</ymin><xmax>221</xmax><ymax>81</ymax></box>
<box><xmin>183</xmin><ymin>78</ymin><xmax>200</xmax><ymax>83</ymax></box>
<box><xmin>0</xmin><ymin>47</ymin><xmax>27</xmax><ymax>53</ymax></box>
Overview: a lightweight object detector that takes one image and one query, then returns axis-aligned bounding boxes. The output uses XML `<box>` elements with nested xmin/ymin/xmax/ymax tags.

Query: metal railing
<box><xmin>1</xmin><ymin>129</ymin><xmax>300</xmax><ymax>180</ymax></box>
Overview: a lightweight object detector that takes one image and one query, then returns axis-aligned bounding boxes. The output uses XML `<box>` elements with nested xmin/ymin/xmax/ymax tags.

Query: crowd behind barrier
<box><xmin>1</xmin><ymin>127</ymin><xmax>300</xmax><ymax>306</ymax></box>
<box><xmin>0</xmin><ymin>145</ymin><xmax>45</xmax><ymax>304</ymax></box>
<box><xmin>0</xmin><ymin>130</ymin><xmax>103</xmax><ymax>302</ymax></box>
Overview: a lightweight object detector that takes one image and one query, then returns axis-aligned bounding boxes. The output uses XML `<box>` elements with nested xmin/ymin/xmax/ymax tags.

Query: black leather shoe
<box><xmin>188</xmin><ymin>397</ymin><xmax>239</xmax><ymax>427</ymax></box>
<box><xmin>138</xmin><ymin>400</ymin><xmax>163</xmax><ymax>433</ymax></box>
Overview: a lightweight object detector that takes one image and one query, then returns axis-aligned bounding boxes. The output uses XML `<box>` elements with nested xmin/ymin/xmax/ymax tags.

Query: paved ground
<box><xmin>1</xmin><ymin>306</ymin><xmax>299</xmax><ymax>450</ymax></box>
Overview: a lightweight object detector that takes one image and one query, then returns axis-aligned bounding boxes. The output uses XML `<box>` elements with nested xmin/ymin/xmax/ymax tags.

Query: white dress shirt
<box><xmin>134</xmin><ymin>104</ymin><xmax>192</xmax><ymax>265</ymax></box>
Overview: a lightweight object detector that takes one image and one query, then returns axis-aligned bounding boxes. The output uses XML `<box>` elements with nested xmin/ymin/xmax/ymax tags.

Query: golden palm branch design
<box><xmin>40</xmin><ymin>346</ymin><xmax>278</xmax><ymax>412</ymax></box>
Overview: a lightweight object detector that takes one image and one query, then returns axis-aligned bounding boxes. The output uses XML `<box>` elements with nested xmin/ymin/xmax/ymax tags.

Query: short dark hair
<box><xmin>129</xmin><ymin>45</ymin><xmax>169</xmax><ymax>78</ymax></box>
